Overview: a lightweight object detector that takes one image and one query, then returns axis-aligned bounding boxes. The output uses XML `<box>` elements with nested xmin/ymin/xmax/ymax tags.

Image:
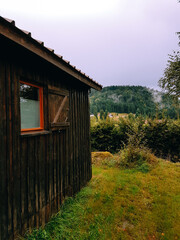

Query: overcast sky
<box><xmin>1</xmin><ymin>0</ymin><xmax>180</xmax><ymax>89</ymax></box>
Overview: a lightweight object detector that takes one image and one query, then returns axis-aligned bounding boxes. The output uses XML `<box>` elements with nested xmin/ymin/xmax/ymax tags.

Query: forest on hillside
<box><xmin>90</xmin><ymin>86</ymin><xmax>178</xmax><ymax>119</ymax></box>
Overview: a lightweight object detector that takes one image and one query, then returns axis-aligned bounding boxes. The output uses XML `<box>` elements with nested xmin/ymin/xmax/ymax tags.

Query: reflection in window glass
<box><xmin>49</xmin><ymin>93</ymin><xmax>69</xmax><ymax>123</ymax></box>
<box><xmin>20</xmin><ymin>83</ymin><xmax>40</xmax><ymax>129</ymax></box>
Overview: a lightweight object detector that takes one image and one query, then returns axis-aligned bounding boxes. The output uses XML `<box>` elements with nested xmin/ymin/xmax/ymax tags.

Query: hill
<box><xmin>90</xmin><ymin>85</ymin><xmax>177</xmax><ymax>118</ymax></box>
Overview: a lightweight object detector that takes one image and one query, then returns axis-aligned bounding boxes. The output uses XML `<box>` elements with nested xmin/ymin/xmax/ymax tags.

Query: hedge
<box><xmin>91</xmin><ymin>117</ymin><xmax>180</xmax><ymax>162</ymax></box>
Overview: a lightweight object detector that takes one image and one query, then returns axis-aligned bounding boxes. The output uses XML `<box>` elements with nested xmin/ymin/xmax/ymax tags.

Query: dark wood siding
<box><xmin>0</xmin><ymin>36</ymin><xmax>92</xmax><ymax>240</ymax></box>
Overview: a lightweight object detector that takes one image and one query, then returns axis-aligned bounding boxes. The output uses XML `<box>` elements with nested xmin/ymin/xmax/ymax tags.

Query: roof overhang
<box><xmin>0</xmin><ymin>16</ymin><xmax>102</xmax><ymax>91</ymax></box>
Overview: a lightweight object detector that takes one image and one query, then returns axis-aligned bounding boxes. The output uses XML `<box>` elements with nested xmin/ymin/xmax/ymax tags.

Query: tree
<box><xmin>94</xmin><ymin>108</ymin><xmax>98</xmax><ymax>119</ymax></box>
<box><xmin>100</xmin><ymin>109</ymin><xmax>104</xmax><ymax>120</ymax></box>
<box><xmin>104</xmin><ymin>110</ymin><xmax>108</xmax><ymax>119</ymax></box>
<box><xmin>177</xmin><ymin>32</ymin><xmax>180</xmax><ymax>46</ymax></box>
<box><xmin>159</xmin><ymin>51</ymin><xmax>180</xmax><ymax>118</ymax></box>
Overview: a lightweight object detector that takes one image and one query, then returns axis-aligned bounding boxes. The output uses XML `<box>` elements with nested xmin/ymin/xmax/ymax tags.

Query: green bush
<box><xmin>119</xmin><ymin>145</ymin><xmax>157</xmax><ymax>169</ymax></box>
<box><xmin>143</xmin><ymin>119</ymin><xmax>180</xmax><ymax>162</ymax></box>
<box><xmin>136</xmin><ymin>162</ymin><xmax>150</xmax><ymax>173</ymax></box>
<box><xmin>91</xmin><ymin>117</ymin><xmax>180</xmax><ymax>162</ymax></box>
<box><xmin>91</xmin><ymin>120</ymin><xmax>123</xmax><ymax>153</ymax></box>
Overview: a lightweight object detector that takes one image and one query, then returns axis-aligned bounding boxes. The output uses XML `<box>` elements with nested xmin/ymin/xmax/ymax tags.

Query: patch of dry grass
<box><xmin>91</xmin><ymin>152</ymin><xmax>113</xmax><ymax>165</ymax></box>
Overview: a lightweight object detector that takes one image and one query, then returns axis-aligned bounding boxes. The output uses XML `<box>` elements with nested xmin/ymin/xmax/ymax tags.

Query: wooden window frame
<box><xmin>20</xmin><ymin>81</ymin><xmax>44</xmax><ymax>132</ymax></box>
<box><xmin>48</xmin><ymin>87</ymin><xmax>70</xmax><ymax>129</ymax></box>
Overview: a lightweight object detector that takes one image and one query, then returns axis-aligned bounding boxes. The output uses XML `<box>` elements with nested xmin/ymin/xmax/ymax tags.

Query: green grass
<box><xmin>22</xmin><ymin>160</ymin><xmax>180</xmax><ymax>240</ymax></box>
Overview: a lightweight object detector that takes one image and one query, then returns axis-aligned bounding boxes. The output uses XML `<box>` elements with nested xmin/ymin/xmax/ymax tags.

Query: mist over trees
<box><xmin>90</xmin><ymin>86</ymin><xmax>179</xmax><ymax>119</ymax></box>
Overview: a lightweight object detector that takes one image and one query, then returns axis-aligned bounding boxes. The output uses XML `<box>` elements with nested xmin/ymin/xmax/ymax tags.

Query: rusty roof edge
<box><xmin>4</xmin><ymin>17</ymin><xmax>15</xmax><ymax>25</ymax></box>
<box><xmin>0</xmin><ymin>16</ymin><xmax>102</xmax><ymax>90</ymax></box>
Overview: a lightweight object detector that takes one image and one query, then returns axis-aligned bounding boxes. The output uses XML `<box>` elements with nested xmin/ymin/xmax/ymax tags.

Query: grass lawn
<box><xmin>23</xmin><ymin>160</ymin><xmax>180</xmax><ymax>240</ymax></box>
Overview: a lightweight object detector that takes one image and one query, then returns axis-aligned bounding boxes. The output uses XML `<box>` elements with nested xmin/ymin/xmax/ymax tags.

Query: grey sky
<box><xmin>1</xmin><ymin>0</ymin><xmax>180</xmax><ymax>89</ymax></box>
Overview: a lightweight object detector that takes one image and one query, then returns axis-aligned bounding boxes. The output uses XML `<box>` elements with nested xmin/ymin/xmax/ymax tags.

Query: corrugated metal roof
<box><xmin>0</xmin><ymin>16</ymin><xmax>102</xmax><ymax>90</ymax></box>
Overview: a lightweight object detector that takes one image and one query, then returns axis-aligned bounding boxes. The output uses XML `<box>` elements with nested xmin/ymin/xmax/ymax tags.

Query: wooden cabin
<box><xmin>0</xmin><ymin>16</ymin><xmax>102</xmax><ymax>240</ymax></box>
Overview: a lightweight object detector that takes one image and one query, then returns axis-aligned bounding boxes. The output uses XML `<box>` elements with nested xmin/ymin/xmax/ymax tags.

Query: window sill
<box><xmin>50</xmin><ymin>122</ymin><xmax>70</xmax><ymax>127</ymax></box>
<box><xmin>21</xmin><ymin>130</ymin><xmax>51</xmax><ymax>137</ymax></box>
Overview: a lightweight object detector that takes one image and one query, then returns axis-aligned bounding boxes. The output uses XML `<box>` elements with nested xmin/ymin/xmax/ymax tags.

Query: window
<box><xmin>20</xmin><ymin>81</ymin><xmax>43</xmax><ymax>131</ymax></box>
<box><xmin>48</xmin><ymin>88</ymin><xmax>69</xmax><ymax>129</ymax></box>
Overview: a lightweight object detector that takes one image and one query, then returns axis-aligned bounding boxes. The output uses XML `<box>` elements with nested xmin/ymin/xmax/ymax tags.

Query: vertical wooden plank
<box><xmin>72</xmin><ymin>90</ymin><xmax>75</xmax><ymax>194</ymax></box>
<box><xmin>37</xmin><ymin>136</ymin><xmax>42</xmax><ymax>227</ymax></box>
<box><xmin>0</xmin><ymin>57</ymin><xmax>3</xmax><ymax>240</ymax></box>
<box><xmin>28</xmin><ymin>137</ymin><xmax>35</xmax><ymax>229</ymax></box>
<box><xmin>78</xmin><ymin>90</ymin><xmax>80</xmax><ymax>188</ymax></box>
<box><xmin>85</xmin><ymin>90</ymin><xmax>88</xmax><ymax>181</ymax></box>
<box><xmin>64</xmin><ymin>129</ymin><xmax>67</xmax><ymax>196</ymax></box>
<box><xmin>80</xmin><ymin>90</ymin><xmax>83</xmax><ymax>187</ymax></box>
<box><xmin>82</xmin><ymin>90</ymin><xmax>85</xmax><ymax>186</ymax></box>
<box><xmin>81</xmin><ymin>90</ymin><xmax>85</xmax><ymax>186</ymax></box>
<box><xmin>68</xmin><ymin>89</ymin><xmax>73</xmax><ymax>196</ymax></box>
<box><xmin>80</xmin><ymin>90</ymin><xmax>83</xmax><ymax>186</ymax></box>
<box><xmin>41</xmin><ymin>136</ymin><xmax>46</xmax><ymax>227</ymax></box>
<box><xmin>53</xmin><ymin>132</ymin><xmax>57</xmax><ymax>213</ymax></box>
<box><xmin>79</xmin><ymin>90</ymin><xmax>83</xmax><ymax>186</ymax></box>
<box><xmin>64</xmin><ymin>129</ymin><xmax>66</xmax><ymax>197</ymax></box>
<box><xmin>83</xmin><ymin>90</ymin><xmax>87</xmax><ymax>183</ymax></box>
<box><xmin>40</xmin><ymin>135</ymin><xmax>46</xmax><ymax>226</ymax></box>
<box><xmin>70</xmin><ymin>90</ymin><xmax>74</xmax><ymax>195</ymax></box>
<box><xmin>44</xmin><ymin>73</ymin><xmax>50</xmax><ymax>221</ymax></box>
<box><xmin>12</xmin><ymin>65</ymin><xmax>21</xmax><ymax>238</ymax></box>
<box><xmin>67</xmin><ymin>127</ymin><xmax>71</xmax><ymax>196</ymax></box>
<box><xmin>76</xmin><ymin>90</ymin><xmax>79</xmax><ymax>193</ymax></box>
<box><xmin>48</xmin><ymin>132</ymin><xmax>53</xmax><ymax>219</ymax></box>
<box><xmin>75</xmin><ymin>90</ymin><xmax>79</xmax><ymax>193</ymax></box>
<box><xmin>87</xmin><ymin>89</ymin><xmax>92</xmax><ymax>181</ymax></box>
<box><xmin>51</xmin><ymin>132</ymin><xmax>55</xmax><ymax>214</ymax></box>
<box><xmin>20</xmin><ymin>138</ymin><xmax>28</xmax><ymax>235</ymax></box>
<box><xmin>66</xmin><ymin>128</ymin><xmax>69</xmax><ymax>196</ymax></box>
<box><xmin>5</xmin><ymin>62</ymin><xmax>14</xmax><ymax>239</ymax></box>
<box><xmin>45</xmin><ymin>135</ymin><xmax>50</xmax><ymax>222</ymax></box>
<box><xmin>62</xmin><ymin>130</ymin><xmax>65</xmax><ymax>198</ymax></box>
<box><xmin>34</xmin><ymin>136</ymin><xmax>40</xmax><ymax>229</ymax></box>
<box><xmin>85</xmin><ymin>90</ymin><xmax>89</xmax><ymax>181</ymax></box>
<box><xmin>58</xmin><ymin>131</ymin><xmax>62</xmax><ymax>208</ymax></box>
<box><xmin>60</xmin><ymin>130</ymin><xmax>63</xmax><ymax>203</ymax></box>
<box><xmin>0</xmin><ymin>58</ymin><xmax>8</xmax><ymax>240</ymax></box>
<box><xmin>77</xmin><ymin>91</ymin><xmax>81</xmax><ymax>189</ymax></box>
<box><xmin>56</xmin><ymin>131</ymin><xmax>60</xmax><ymax>211</ymax></box>
<box><xmin>82</xmin><ymin>90</ymin><xmax>86</xmax><ymax>184</ymax></box>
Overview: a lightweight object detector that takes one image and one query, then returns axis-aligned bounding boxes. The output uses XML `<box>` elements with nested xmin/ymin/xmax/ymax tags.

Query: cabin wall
<box><xmin>0</xmin><ymin>55</ymin><xmax>21</xmax><ymax>240</ymax></box>
<box><xmin>0</xmin><ymin>37</ymin><xmax>92</xmax><ymax>240</ymax></box>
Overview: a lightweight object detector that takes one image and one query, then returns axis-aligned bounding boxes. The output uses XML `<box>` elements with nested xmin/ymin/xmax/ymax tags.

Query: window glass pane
<box><xmin>20</xmin><ymin>83</ymin><xmax>40</xmax><ymax>129</ymax></box>
<box><xmin>49</xmin><ymin>93</ymin><xmax>69</xmax><ymax>123</ymax></box>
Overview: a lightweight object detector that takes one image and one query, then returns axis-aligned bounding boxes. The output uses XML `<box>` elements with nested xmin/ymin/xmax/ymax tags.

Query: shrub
<box><xmin>118</xmin><ymin>145</ymin><xmax>158</xmax><ymax>169</ymax></box>
<box><xmin>136</xmin><ymin>162</ymin><xmax>150</xmax><ymax>173</ymax></box>
<box><xmin>121</xmin><ymin>119</ymin><xmax>157</xmax><ymax>167</ymax></box>
<box><xmin>143</xmin><ymin>119</ymin><xmax>180</xmax><ymax>162</ymax></box>
<box><xmin>91</xmin><ymin>152</ymin><xmax>113</xmax><ymax>165</ymax></box>
<box><xmin>91</xmin><ymin>117</ymin><xmax>180</xmax><ymax>162</ymax></box>
<box><xmin>91</xmin><ymin>120</ymin><xmax>122</xmax><ymax>153</ymax></box>
<box><xmin>91</xmin><ymin>147</ymin><xmax>158</xmax><ymax>171</ymax></box>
